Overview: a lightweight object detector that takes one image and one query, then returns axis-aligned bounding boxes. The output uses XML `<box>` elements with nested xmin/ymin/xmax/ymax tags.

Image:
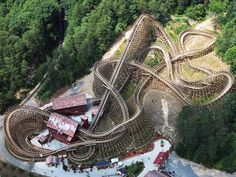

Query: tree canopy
<box><xmin>4</xmin><ymin>0</ymin><xmax>236</xmax><ymax>114</ymax></box>
<box><xmin>0</xmin><ymin>0</ymin><xmax>60</xmax><ymax>113</ymax></box>
<box><xmin>37</xmin><ymin>0</ymin><xmax>204</xmax><ymax>101</ymax></box>
<box><xmin>213</xmin><ymin>1</ymin><xmax>236</xmax><ymax>75</ymax></box>
<box><xmin>176</xmin><ymin>93</ymin><xmax>236</xmax><ymax>173</ymax></box>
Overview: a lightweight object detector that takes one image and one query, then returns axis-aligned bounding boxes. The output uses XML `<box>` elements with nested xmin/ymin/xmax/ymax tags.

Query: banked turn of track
<box><xmin>4</xmin><ymin>14</ymin><xmax>234</xmax><ymax>163</ymax></box>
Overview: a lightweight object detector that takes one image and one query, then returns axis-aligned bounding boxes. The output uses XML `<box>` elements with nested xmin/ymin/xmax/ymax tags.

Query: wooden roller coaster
<box><xmin>4</xmin><ymin>14</ymin><xmax>234</xmax><ymax>164</ymax></box>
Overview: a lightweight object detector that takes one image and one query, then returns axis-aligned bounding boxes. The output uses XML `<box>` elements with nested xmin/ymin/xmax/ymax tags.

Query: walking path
<box><xmin>0</xmin><ymin>120</ymin><xmax>234</xmax><ymax>177</ymax></box>
<box><xmin>102</xmin><ymin>26</ymin><xmax>132</xmax><ymax>61</ymax></box>
<box><xmin>0</xmin><ymin>134</ymin><xmax>171</xmax><ymax>177</ymax></box>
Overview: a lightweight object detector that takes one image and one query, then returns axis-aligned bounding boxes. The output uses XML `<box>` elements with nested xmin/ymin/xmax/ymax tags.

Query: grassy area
<box><xmin>153</xmin><ymin>38</ymin><xmax>164</xmax><ymax>46</ymax></box>
<box><xmin>126</xmin><ymin>98</ymin><xmax>136</xmax><ymax>116</ymax></box>
<box><xmin>192</xmin><ymin>94</ymin><xmax>215</xmax><ymax>105</ymax></box>
<box><xmin>121</xmin><ymin>81</ymin><xmax>137</xmax><ymax>100</ymax></box>
<box><xmin>192</xmin><ymin>53</ymin><xmax>229</xmax><ymax>71</ymax></box>
<box><xmin>0</xmin><ymin>161</ymin><xmax>43</xmax><ymax>177</ymax></box>
<box><xmin>165</xmin><ymin>15</ymin><xmax>191</xmax><ymax>42</ymax></box>
<box><xmin>125</xmin><ymin>161</ymin><xmax>144</xmax><ymax>177</ymax></box>
<box><xmin>144</xmin><ymin>51</ymin><xmax>161</xmax><ymax>68</ymax></box>
<box><xmin>181</xmin><ymin>63</ymin><xmax>207</xmax><ymax>81</ymax></box>
<box><xmin>114</xmin><ymin>40</ymin><xmax>127</xmax><ymax>59</ymax></box>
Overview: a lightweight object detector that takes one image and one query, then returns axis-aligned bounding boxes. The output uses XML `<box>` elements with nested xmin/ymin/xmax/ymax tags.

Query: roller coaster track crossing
<box><xmin>3</xmin><ymin>14</ymin><xmax>234</xmax><ymax>164</ymax></box>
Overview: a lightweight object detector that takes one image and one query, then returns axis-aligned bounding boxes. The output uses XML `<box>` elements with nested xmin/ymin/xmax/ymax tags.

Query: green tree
<box><xmin>215</xmin><ymin>1</ymin><xmax>236</xmax><ymax>77</ymax></box>
<box><xmin>209</xmin><ymin>0</ymin><xmax>228</xmax><ymax>14</ymax></box>
<box><xmin>224</xmin><ymin>46</ymin><xmax>236</xmax><ymax>74</ymax></box>
<box><xmin>186</xmin><ymin>4</ymin><xmax>206</xmax><ymax>20</ymax></box>
<box><xmin>0</xmin><ymin>0</ymin><xmax>61</xmax><ymax>113</ymax></box>
<box><xmin>176</xmin><ymin>93</ymin><xmax>236</xmax><ymax>172</ymax></box>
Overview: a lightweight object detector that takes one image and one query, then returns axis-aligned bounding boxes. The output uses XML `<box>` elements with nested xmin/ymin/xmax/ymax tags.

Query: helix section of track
<box><xmin>4</xmin><ymin>14</ymin><xmax>234</xmax><ymax>164</ymax></box>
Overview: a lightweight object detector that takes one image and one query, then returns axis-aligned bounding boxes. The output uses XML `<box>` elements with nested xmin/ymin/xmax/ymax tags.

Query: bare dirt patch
<box><xmin>143</xmin><ymin>90</ymin><xmax>183</xmax><ymax>141</ymax></box>
<box><xmin>184</xmin><ymin>35</ymin><xmax>214</xmax><ymax>51</ymax></box>
<box><xmin>191</xmin><ymin>52</ymin><xmax>229</xmax><ymax>72</ymax></box>
<box><xmin>186</xmin><ymin>17</ymin><xmax>229</xmax><ymax>71</ymax></box>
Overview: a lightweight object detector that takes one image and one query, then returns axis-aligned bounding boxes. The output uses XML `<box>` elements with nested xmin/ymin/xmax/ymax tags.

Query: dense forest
<box><xmin>176</xmin><ymin>93</ymin><xmax>236</xmax><ymax>173</ymax></box>
<box><xmin>212</xmin><ymin>0</ymin><xmax>236</xmax><ymax>75</ymax></box>
<box><xmin>0</xmin><ymin>0</ymin><xmax>209</xmax><ymax>113</ymax></box>
<box><xmin>0</xmin><ymin>0</ymin><xmax>61</xmax><ymax>112</ymax></box>
<box><xmin>175</xmin><ymin>0</ymin><xmax>236</xmax><ymax>173</ymax></box>
<box><xmin>37</xmin><ymin>0</ymin><xmax>209</xmax><ymax>101</ymax></box>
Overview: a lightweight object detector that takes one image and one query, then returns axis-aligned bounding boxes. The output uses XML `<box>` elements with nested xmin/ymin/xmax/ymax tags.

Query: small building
<box><xmin>95</xmin><ymin>161</ymin><xmax>110</xmax><ymax>170</ymax></box>
<box><xmin>47</xmin><ymin>113</ymin><xmax>79</xmax><ymax>144</ymax></box>
<box><xmin>153</xmin><ymin>151</ymin><xmax>169</xmax><ymax>168</ymax></box>
<box><xmin>38</xmin><ymin>134</ymin><xmax>51</xmax><ymax>145</ymax></box>
<box><xmin>46</xmin><ymin>155</ymin><xmax>58</xmax><ymax>167</ymax></box>
<box><xmin>52</xmin><ymin>94</ymin><xmax>87</xmax><ymax>115</ymax></box>
<box><xmin>144</xmin><ymin>170</ymin><xmax>168</xmax><ymax>177</ymax></box>
<box><xmin>111</xmin><ymin>157</ymin><xmax>119</xmax><ymax>164</ymax></box>
<box><xmin>92</xmin><ymin>106</ymin><xmax>99</xmax><ymax>118</ymax></box>
<box><xmin>118</xmin><ymin>161</ymin><xmax>123</xmax><ymax>167</ymax></box>
<box><xmin>80</xmin><ymin>115</ymin><xmax>89</xmax><ymax>129</ymax></box>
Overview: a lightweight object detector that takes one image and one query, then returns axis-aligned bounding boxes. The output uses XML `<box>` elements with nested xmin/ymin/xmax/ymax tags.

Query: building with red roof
<box><xmin>153</xmin><ymin>151</ymin><xmax>169</xmax><ymax>168</ymax></box>
<box><xmin>52</xmin><ymin>94</ymin><xmax>88</xmax><ymax>115</ymax></box>
<box><xmin>80</xmin><ymin>115</ymin><xmax>89</xmax><ymax>129</ymax></box>
<box><xmin>47</xmin><ymin>113</ymin><xmax>79</xmax><ymax>144</ymax></box>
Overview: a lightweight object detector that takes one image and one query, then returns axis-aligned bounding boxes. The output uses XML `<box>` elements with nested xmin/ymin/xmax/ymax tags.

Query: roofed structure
<box><xmin>95</xmin><ymin>160</ymin><xmax>110</xmax><ymax>169</ymax></box>
<box><xmin>52</xmin><ymin>94</ymin><xmax>87</xmax><ymax>110</ymax></box>
<box><xmin>80</xmin><ymin>115</ymin><xmax>89</xmax><ymax>129</ymax></box>
<box><xmin>52</xmin><ymin>94</ymin><xmax>88</xmax><ymax>115</ymax></box>
<box><xmin>92</xmin><ymin>106</ymin><xmax>99</xmax><ymax>117</ymax></box>
<box><xmin>153</xmin><ymin>151</ymin><xmax>169</xmax><ymax>167</ymax></box>
<box><xmin>46</xmin><ymin>155</ymin><xmax>58</xmax><ymax>167</ymax></box>
<box><xmin>47</xmin><ymin>113</ymin><xmax>79</xmax><ymax>143</ymax></box>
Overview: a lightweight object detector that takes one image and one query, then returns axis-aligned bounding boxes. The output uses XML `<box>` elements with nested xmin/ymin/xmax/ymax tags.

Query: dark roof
<box><xmin>47</xmin><ymin>113</ymin><xmax>79</xmax><ymax>137</ymax></box>
<box><xmin>144</xmin><ymin>170</ymin><xmax>168</xmax><ymax>177</ymax></box>
<box><xmin>95</xmin><ymin>161</ymin><xmax>110</xmax><ymax>167</ymax></box>
<box><xmin>153</xmin><ymin>151</ymin><xmax>169</xmax><ymax>166</ymax></box>
<box><xmin>52</xmin><ymin>94</ymin><xmax>87</xmax><ymax>110</ymax></box>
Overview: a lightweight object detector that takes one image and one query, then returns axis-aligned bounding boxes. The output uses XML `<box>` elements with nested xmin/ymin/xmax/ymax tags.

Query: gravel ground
<box><xmin>62</xmin><ymin>71</ymin><xmax>95</xmax><ymax>98</ymax></box>
<box><xmin>185</xmin><ymin>17</ymin><xmax>229</xmax><ymax>73</ymax></box>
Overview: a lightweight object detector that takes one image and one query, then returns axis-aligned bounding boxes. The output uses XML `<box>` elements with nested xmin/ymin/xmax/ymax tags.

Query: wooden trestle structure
<box><xmin>3</xmin><ymin>14</ymin><xmax>234</xmax><ymax>165</ymax></box>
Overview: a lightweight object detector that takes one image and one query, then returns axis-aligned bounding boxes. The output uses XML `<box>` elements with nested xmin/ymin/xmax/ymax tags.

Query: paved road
<box><xmin>166</xmin><ymin>153</ymin><xmax>235</xmax><ymax>177</ymax></box>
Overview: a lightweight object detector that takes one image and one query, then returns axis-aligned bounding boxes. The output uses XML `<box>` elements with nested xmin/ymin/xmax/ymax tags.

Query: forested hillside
<box><xmin>212</xmin><ymin>0</ymin><xmax>236</xmax><ymax>75</ymax></box>
<box><xmin>176</xmin><ymin>93</ymin><xmax>236</xmax><ymax>172</ymax></box>
<box><xmin>0</xmin><ymin>0</ymin><xmax>61</xmax><ymax>112</ymax></box>
<box><xmin>37</xmin><ymin>0</ymin><xmax>199</xmax><ymax>101</ymax></box>
<box><xmin>0</xmin><ymin>0</ymin><xmax>208</xmax><ymax>113</ymax></box>
<box><xmin>175</xmin><ymin>0</ymin><xmax>236</xmax><ymax>173</ymax></box>
<box><xmin>36</xmin><ymin>0</ymin><xmax>190</xmax><ymax>99</ymax></box>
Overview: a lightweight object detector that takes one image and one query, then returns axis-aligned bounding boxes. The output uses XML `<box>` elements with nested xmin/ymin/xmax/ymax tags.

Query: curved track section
<box><xmin>4</xmin><ymin>14</ymin><xmax>234</xmax><ymax>164</ymax></box>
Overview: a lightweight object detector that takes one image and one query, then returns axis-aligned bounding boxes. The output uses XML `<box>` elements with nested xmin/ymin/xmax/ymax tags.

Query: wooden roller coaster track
<box><xmin>4</xmin><ymin>14</ymin><xmax>234</xmax><ymax>164</ymax></box>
